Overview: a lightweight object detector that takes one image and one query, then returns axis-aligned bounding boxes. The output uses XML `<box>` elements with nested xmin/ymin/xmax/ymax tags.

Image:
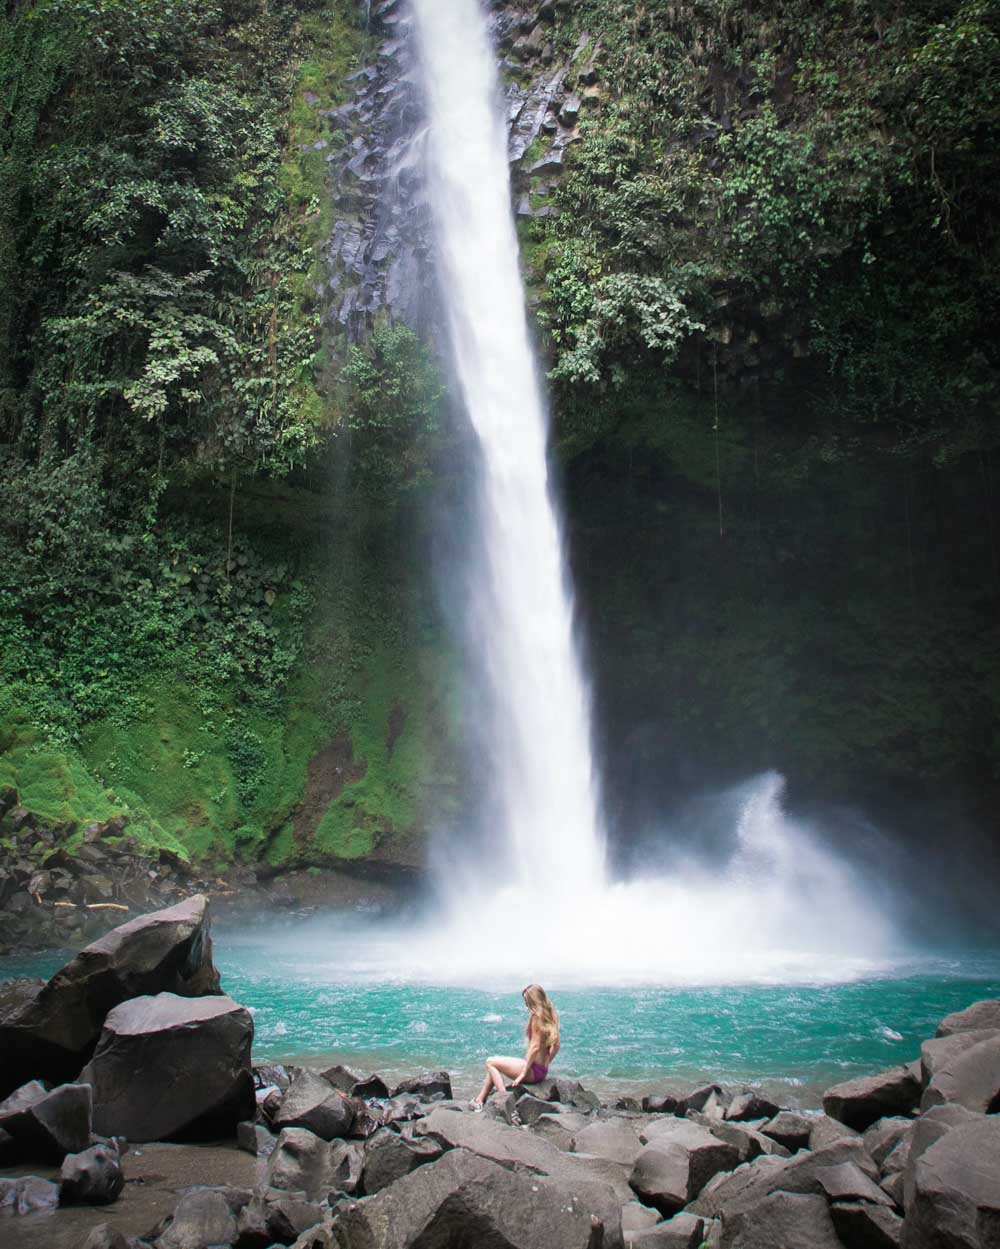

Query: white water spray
<box><xmin>412</xmin><ymin>0</ymin><xmax>604</xmax><ymax>894</ymax></box>
<box><xmin>405</xmin><ymin>0</ymin><xmax>896</xmax><ymax>983</ymax></box>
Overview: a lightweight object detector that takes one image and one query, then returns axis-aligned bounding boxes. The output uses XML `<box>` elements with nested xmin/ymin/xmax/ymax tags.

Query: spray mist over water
<box><xmin>397</xmin><ymin>0</ymin><xmax>898</xmax><ymax>984</ymax></box>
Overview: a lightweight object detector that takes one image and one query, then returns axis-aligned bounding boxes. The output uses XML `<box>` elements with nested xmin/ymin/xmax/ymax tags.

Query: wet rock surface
<box><xmin>0</xmin><ymin>892</ymin><xmax>220</xmax><ymax>1096</ymax></box>
<box><xmin>80</xmin><ymin>992</ymin><xmax>254</xmax><ymax>1142</ymax></box>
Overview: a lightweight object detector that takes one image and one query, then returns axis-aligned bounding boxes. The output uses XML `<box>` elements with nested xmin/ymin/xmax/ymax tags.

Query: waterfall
<box><xmin>394</xmin><ymin>0</ymin><xmax>897</xmax><ymax>984</ymax></box>
<box><xmin>411</xmin><ymin>0</ymin><xmax>605</xmax><ymax>895</ymax></box>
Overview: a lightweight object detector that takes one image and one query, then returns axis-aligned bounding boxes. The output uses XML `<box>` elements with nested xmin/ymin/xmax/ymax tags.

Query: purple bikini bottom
<box><xmin>528</xmin><ymin>1063</ymin><xmax>548</xmax><ymax>1083</ymax></box>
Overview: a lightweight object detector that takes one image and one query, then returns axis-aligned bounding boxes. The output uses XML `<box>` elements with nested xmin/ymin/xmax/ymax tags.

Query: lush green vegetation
<box><xmin>0</xmin><ymin>0</ymin><xmax>449</xmax><ymax>866</ymax></box>
<box><xmin>526</xmin><ymin>0</ymin><xmax>998</xmax><ymax>464</ymax></box>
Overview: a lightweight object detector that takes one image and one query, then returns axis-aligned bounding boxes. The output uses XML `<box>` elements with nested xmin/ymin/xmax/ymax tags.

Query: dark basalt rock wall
<box><xmin>319</xmin><ymin>0</ymin><xmax>585</xmax><ymax>340</ymax></box>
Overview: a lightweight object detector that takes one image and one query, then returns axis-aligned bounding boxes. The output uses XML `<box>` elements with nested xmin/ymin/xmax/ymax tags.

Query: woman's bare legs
<box><xmin>471</xmin><ymin>1056</ymin><xmax>525</xmax><ymax>1107</ymax></box>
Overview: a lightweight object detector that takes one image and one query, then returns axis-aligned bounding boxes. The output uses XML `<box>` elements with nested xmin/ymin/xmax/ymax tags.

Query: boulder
<box><xmin>822</xmin><ymin>1066</ymin><xmax>920</xmax><ymax>1131</ymax></box>
<box><xmin>720</xmin><ymin>1190</ymin><xmax>845</xmax><ymax>1249</ymax></box>
<box><xmin>291</xmin><ymin>1226</ymin><xmax>335</xmax><ymax>1249</ymax></box>
<box><xmin>689</xmin><ymin>1138</ymin><xmax>877</xmax><ymax>1220</ymax></box>
<box><xmin>352</xmin><ymin>1073</ymin><xmax>390</xmax><ymax>1099</ymax></box>
<box><xmin>390</xmin><ymin>1070</ymin><xmax>452</xmax><ymax>1101</ymax></box>
<box><xmin>725</xmin><ymin>1091</ymin><xmax>780</xmax><ymax>1123</ymax></box>
<box><xmin>935</xmin><ymin>997</ymin><xmax>1000</xmax><ymax>1037</ymax></box>
<box><xmin>59</xmin><ymin>1142</ymin><xmax>125</xmax><ymax>1204</ymax></box>
<box><xmin>550</xmin><ymin>1078</ymin><xmax>602</xmax><ymax>1112</ymax></box>
<box><xmin>810</xmin><ymin>1113</ymin><xmax>860</xmax><ymax>1152</ymax></box>
<box><xmin>687</xmin><ymin>1113</ymin><xmax>790</xmax><ymax>1163</ymax></box>
<box><xmin>629</xmin><ymin>1121</ymin><xmax>741</xmax><ymax>1216</ymax></box>
<box><xmin>361</xmin><ymin>1125</ymin><xmax>444</xmax><ymax>1193</ymax></box>
<box><xmin>904</xmin><ymin>1117</ymin><xmax>1000</xmax><ymax>1248</ymax></box>
<box><xmin>0</xmin><ymin>894</ymin><xmax>220</xmax><ymax>1096</ymax></box>
<box><xmin>620</xmin><ymin>1199</ymin><xmax>660</xmax><ymax>1233</ymax></box>
<box><xmin>237</xmin><ymin>1119</ymin><xmax>278</xmax><ymax>1158</ymax></box>
<box><xmin>415</xmin><ymin>1106</ymin><xmax>627</xmax><ymax>1241</ymax></box>
<box><xmin>920</xmin><ymin>1031</ymin><xmax>1000</xmax><ymax>1114</ymax></box>
<box><xmin>760</xmin><ymin>1110</ymin><xmax>812</xmax><ymax>1151</ymax></box>
<box><xmin>332</xmin><ymin>1147</ymin><xmax>605</xmax><ymax>1249</ymax></box>
<box><xmin>330</xmin><ymin>1139</ymin><xmax>366</xmax><ymax>1195</ymax></box>
<box><xmin>265</xmin><ymin>1126</ymin><xmax>343</xmax><ymax>1200</ymax></box>
<box><xmin>80</xmin><ymin>991</ymin><xmax>254</xmax><ymax>1141</ymax></box>
<box><xmin>813</xmin><ymin>1160</ymin><xmax>893</xmax><ymax>1206</ymax></box>
<box><xmin>677</xmin><ymin>1084</ymin><xmax>727</xmax><ymax>1119</ymax></box>
<box><xmin>0</xmin><ymin>1079</ymin><xmax>92</xmax><ymax>1160</ymax></box>
<box><xmin>574</xmin><ymin>1118</ymin><xmax>644</xmax><ymax>1166</ymax></box>
<box><xmin>862</xmin><ymin>1118</ymin><xmax>912</xmax><ymax>1170</ymax></box>
<box><xmin>0</xmin><ymin>1174</ymin><xmax>61</xmax><ymax>1214</ymax></box>
<box><xmin>265</xmin><ymin>1194</ymin><xmax>326</xmax><ymax>1243</ymax></box>
<box><xmin>274</xmin><ymin>1071</ymin><xmax>357</xmax><ymax>1140</ymax></box>
<box><xmin>321</xmin><ymin>1064</ymin><xmax>360</xmax><ymax>1093</ymax></box>
<box><xmin>158</xmin><ymin>1188</ymin><xmax>238</xmax><ymax>1249</ymax></box>
<box><xmin>629</xmin><ymin>1214</ymin><xmax>707</xmax><ymax>1247</ymax></box>
<box><xmin>900</xmin><ymin>1103</ymin><xmax>982</xmax><ymax>1211</ymax></box>
<box><xmin>642</xmin><ymin>1093</ymin><xmax>681</xmax><ymax>1115</ymax></box>
<box><xmin>81</xmin><ymin>1225</ymin><xmax>131</xmax><ymax>1249</ymax></box>
<box><xmin>419</xmin><ymin>1104</ymin><xmax>567</xmax><ymax>1172</ymax></box>
<box><xmin>920</xmin><ymin>1028</ymin><xmax>999</xmax><ymax>1087</ymax></box>
<box><xmin>831</xmin><ymin>1202</ymin><xmax>903</xmax><ymax>1249</ymax></box>
<box><xmin>511</xmin><ymin>1091</ymin><xmax>553</xmax><ymax>1125</ymax></box>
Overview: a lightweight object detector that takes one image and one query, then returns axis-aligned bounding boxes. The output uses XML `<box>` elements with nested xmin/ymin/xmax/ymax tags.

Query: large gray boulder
<box><xmin>760</xmin><ymin>1110</ymin><xmax>812</xmax><ymax>1151</ymax></box>
<box><xmin>862</xmin><ymin>1117</ymin><xmax>912</xmax><ymax>1169</ymax></box>
<box><xmin>80</xmin><ymin>991</ymin><xmax>253</xmax><ymax>1141</ymax></box>
<box><xmin>810</xmin><ymin>1113</ymin><xmax>860</xmax><ymax>1152</ymax></box>
<box><xmin>59</xmin><ymin>1142</ymin><xmax>125</xmax><ymax>1204</ymax></box>
<box><xmin>689</xmin><ymin>1138</ymin><xmax>878</xmax><ymax>1220</ymax></box>
<box><xmin>157</xmin><ymin>1189</ymin><xmax>238</xmax><ymax>1249</ymax></box>
<box><xmin>0</xmin><ymin>894</ymin><xmax>220</xmax><ymax>1097</ymax></box>
<box><xmin>390</xmin><ymin>1071</ymin><xmax>452</xmax><ymax>1101</ymax></box>
<box><xmin>573</xmin><ymin>1118</ymin><xmax>644</xmax><ymax>1166</ymax></box>
<box><xmin>935</xmin><ymin>997</ymin><xmax>1000</xmax><ymax>1037</ymax></box>
<box><xmin>822</xmin><ymin>1066</ymin><xmax>921</xmax><ymax>1130</ymax></box>
<box><xmin>332</xmin><ymin>1147</ymin><xmax>605</xmax><ymax>1248</ymax></box>
<box><xmin>901</xmin><ymin>1103</ymin><xmax>982</xmax><ymax>1211</ymax></box>
<box><xmin>725</xmin><ymin>1091</ymin><xmax>780</xmax><ymax>1123</ymax></box>
<box><xmin>629</xmin><ymin>1120</ymin><xmax>741</xmax><ymax>1216</ymax></box>
<box><xmin>687</xmin><ymin>1111</ymin><xmax>790</xmax><ymax>1164</ymax></box>
<box><xmin>720</xmin><ymin>1190</ymin><xmax>844</xmax><ymax>1249</ymax></box>
<box><xmin>0</xmin><ymin>1174</ymin><xmax>61</xmax><ymax>1214</ymax></box>
<box><xmin>361</xmin><ymin>1126</ymin><xmax>444</xmax><ymax>1194</ymax></box>
<box><xmin>920</xmin><ymin>1028</ymin><xmax>999</xmax><ymax>1087</ymax></box>
<box><xmin>812</xmin><ymin>1160</ymin><xmax>894</xmax><ymax>1206</ymax></box>
<box><xmin>265</xmin><ymin>1126</ymin><xmax>343</xmax><ymax>1199</ymax></box>
<box><xmin>920</xmin><ymin>1032</ymin><xmax>1000</xmax><ymax>1114</ymax></box>
<box><xmin>903</xmin><ymin>1117</ymin><xmax>1000</xmax><ymax>1248</ymax></box>
<box><xmin>629</xmin><ymin>1214</ymin><xmax>708</xmax><ymax>1247</ymax></box>
<box><xmin>0</xmin><ymin>1079</ymin><xmax>92</xmax><ymax>1160</ymax></box>
<box><xmin>274</xmin><ymin>1071</ymin><xmax>357</xmax><ymax>1140</ymax></box>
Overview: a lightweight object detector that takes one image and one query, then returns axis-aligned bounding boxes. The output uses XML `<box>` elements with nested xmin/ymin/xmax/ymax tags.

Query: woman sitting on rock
<box><xmin>470</xmin><ymin>983</ymin><xmax>560</xmax><ymax>1123</ymax></box>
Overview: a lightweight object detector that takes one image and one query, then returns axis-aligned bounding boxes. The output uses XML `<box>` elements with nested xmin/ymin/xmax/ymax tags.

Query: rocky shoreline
<box><xmin>1</xmin><ymin>896</ymin><xmax>999</xmax><ymax>1248</ymax></box>
<box><xmin>0</xmin><ymin>794</ymin><xmax>414</xmax><ymax>959</ymax></box>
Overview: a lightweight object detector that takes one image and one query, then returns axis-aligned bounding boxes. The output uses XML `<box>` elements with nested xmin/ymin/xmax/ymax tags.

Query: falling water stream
<box><xmin>411</xmin><ymin>0</ymin><xmax>605</xmax><ymax>897</ymax></box>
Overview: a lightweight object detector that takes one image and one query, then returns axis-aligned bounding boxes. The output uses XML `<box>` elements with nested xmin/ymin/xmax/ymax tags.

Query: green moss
<box><xmin>81</xmin><ymin>681</ymin><xmax>241</xmax><ymax>861</ymax></box>
<box><xmin>0</xmin><ymin>724</ymin><xmax>119</xmax><ymax>828</ymax></box>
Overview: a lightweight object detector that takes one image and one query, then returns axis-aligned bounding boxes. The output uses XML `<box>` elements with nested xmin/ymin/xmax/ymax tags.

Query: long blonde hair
<box><xmin>523</xmin><ymin>983</ymin><xmax>559</xmax><ymax>1054</ymax></box>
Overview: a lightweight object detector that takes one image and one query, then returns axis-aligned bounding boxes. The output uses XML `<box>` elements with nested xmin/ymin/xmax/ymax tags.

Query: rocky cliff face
<box><xmin>319</xmin><ymin>0</ymin><xmax>590</xmax><ymax>340</ymax></box>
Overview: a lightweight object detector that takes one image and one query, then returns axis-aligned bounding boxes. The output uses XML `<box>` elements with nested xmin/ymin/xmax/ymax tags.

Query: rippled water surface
<box><xmin>8</xmin><ymin>922</ymin><xmax>998</xmax><ymax>1106</ymax></box>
